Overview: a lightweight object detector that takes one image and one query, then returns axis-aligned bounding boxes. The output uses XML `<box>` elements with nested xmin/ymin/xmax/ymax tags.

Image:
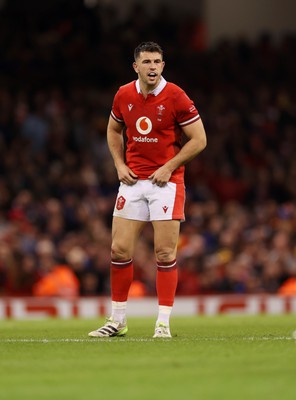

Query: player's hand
<box><xmin>148</xmin><ymin>166</ymin><xmax>172</xmax><ymax>187</ymax></box>
<box><xmin>117</xmin><ymin>165</ymin><xmax>138</xmax><ymax>185</ymax></box>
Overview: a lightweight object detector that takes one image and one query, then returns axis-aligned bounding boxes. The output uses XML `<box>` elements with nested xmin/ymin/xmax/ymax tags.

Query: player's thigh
<box><xmin>111</xmin><ymin>216</ymin><xmax>146</xmax><ymax>259</ymax></box>
<box><xmin>152</xmin><ymin>220</ymin><xmax>181</xmax><ymax>261</ymax></box>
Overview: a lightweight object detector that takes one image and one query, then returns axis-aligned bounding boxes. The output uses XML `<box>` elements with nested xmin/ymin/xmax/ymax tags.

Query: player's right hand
<box><xmin>117</xmin><ymin>165</ymin><xmax>138</xmax><ymax>185</ymax></box>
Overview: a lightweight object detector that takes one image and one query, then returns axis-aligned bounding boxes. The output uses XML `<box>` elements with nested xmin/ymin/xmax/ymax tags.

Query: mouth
<box><xmin>148</xmin><ymin>72</ymin><xmax>157</xmax><ymax>79</ymax></box>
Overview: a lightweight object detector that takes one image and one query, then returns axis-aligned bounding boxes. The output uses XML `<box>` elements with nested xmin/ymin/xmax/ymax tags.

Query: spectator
<box><xmin>0</xmin><ymin>2</ymin><xmax>296</xmax><ymax>297</ymax></box>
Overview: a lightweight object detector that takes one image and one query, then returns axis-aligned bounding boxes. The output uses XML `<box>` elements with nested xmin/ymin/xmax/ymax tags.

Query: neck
<box><xmin>140</xmin><ymin>83</ymin><xmax>153</xmax><ymax>98</ymax></box>
<box><xmin>139</xmin><ymin>77</ymin><xmax>162</xmax><ymax>98</ymax></box>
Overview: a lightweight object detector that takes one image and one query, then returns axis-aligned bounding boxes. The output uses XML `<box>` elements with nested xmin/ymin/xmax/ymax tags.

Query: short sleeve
<box><xmin>175</xmin><ymin>91</ymin><xmax>200</xmax><ymax>127</ymax></box>
<box><xmin>110</xmin><ymin>90</ymin><xmax>124</xmax><ymax>123</ymax></box>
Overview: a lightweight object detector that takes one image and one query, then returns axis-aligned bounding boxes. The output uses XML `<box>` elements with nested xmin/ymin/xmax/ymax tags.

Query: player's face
<box><xmin>133</xmin><ymin>51</ymin><xmax>165</xmax><ymax>90</ymax></box>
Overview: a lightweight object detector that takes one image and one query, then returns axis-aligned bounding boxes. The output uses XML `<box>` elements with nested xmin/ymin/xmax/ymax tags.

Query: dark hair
<box><xmin>134</xmin><ymin>42</ymin><xmax>163</xmax><ymax>61</ymax></box>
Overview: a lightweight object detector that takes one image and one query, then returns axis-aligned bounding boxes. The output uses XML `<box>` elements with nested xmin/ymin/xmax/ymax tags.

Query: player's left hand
<box><xmin>148</xmin><ymin>166</ymin><xmax>172</xmax><ymax>187</ymax></box>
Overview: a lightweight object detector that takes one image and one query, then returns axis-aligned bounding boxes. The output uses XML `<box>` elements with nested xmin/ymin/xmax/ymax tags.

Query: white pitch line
<box><xmin>1</xmin><ymin>338</ymin><xmax>153</xmax><ymax>343</ymax></box>
<box><xmin>0</xmin><ymin>336</ymin><xmax>295</xmax><ymax>343</ymax></box>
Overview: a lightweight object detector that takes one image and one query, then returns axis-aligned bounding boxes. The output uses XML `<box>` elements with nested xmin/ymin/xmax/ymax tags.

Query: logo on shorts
<box><xmin>116</xmin><ymin>196</ymin><xmax>126</xmax><ymax>210</ymax></box>
<box><xmin>136</xmin><ymin>116</ymin><xmax>152</xmax><ymax>135</ymax></box>
<box><xmin>163</xmin><ymin>206</ymin><xmax>168</xmax><ymax>213</ymax></box>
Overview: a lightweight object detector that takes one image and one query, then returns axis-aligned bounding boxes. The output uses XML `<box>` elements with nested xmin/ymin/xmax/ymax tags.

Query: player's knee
<box><xmin>155</xmin><ymin>247</ymin><xmax>176</xmax><ymax>263</ymax></box>
<box><xmin>111</xmin><ymin>243</ymin><xmax>131</xmax><ymax>261</ymax></box>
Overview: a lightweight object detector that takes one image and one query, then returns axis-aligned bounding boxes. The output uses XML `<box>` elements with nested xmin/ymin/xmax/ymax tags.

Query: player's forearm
<box><xmin>165</xmin><ymin>136</ymin><xmax>207</xmax><ymax>172</ymax></box>
<box><xmin>165</xmin><ymin>119</ymin><xmax>207</xmax><ymax>172</ymax></box>
<box><xmin>107</xmin><ymin>130</ymin><xmax>125</xmax><ymax>169</ymax></box>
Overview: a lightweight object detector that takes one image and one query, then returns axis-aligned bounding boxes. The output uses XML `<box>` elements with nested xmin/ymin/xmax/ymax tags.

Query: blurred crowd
<box><xmin>1</xmin><ymin>1</ymin><xmax>296</xmax><ymax>297</ymax></box>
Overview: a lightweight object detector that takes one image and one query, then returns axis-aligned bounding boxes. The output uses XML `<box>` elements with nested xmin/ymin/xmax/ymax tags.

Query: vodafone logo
<box><xmin>136</xmin><ymin>116</ymin><xmax>152</xmax><ymax>135</ymax></box>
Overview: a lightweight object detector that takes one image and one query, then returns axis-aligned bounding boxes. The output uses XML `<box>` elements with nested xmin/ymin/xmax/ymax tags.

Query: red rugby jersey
<box><xmin>110</xmin><ymin>77</ymin><xmax>200</xmax><ymax>183</ymax></box>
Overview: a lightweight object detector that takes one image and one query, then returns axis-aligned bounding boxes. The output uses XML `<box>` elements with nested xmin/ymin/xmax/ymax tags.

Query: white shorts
<box><xmin>113</xmin><ymin>180</ymin><xmax>185</xmax><ymax>221</ymax></box>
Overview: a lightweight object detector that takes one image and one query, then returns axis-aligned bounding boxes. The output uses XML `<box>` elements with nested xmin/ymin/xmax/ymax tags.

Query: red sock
<box><xmin>111</xmin><ymin>259</ymin><xmax>133</xmax><ymax>302</ymax></box>
<box><xmin>156</xmin><ymin>259</ymin><xmax>178</xmax><ymax>306</ymax></box>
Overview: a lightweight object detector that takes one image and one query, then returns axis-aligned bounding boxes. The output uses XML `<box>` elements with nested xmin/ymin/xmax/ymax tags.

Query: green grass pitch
<box><xmin>0</xmin><ymin>315</ymin><xmax>296</xmax><ymax>400</ymax></box>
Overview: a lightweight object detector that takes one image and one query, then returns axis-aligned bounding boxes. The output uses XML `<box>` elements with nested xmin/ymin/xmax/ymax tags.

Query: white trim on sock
<box><xmin>157</xmin><ymin>305</ymin><xmax>172</xmax><ymax>326</ymax></box>
<box><xmin>111</xmin><ymin>301</ymin><xmax>127</xmax><ymax>323</ymax></box>
<box><xmin>111</xmin><ymin>259</ymin><xmax>132</xmax><ymax>266</ymax></box>
<box><xmin>112</xmin><ymin>301</ymin><xmax>127</xmax><ymax>310</ymax></box>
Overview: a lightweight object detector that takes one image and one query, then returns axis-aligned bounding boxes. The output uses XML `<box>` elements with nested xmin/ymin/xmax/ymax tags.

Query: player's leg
<box><xmin>147</xmin><ymin>180</ymin><xmax>184</xmax><ymax>337</ymax></box>
<box><xmin>109</xmin><ymin>180</ymin><xmax>149</xmax><ymax>312</ymax></box>
<box><xmin>110</xmin><ymin>216</ymin><xmax>146</xmax><ymax>307</ymax></box>
<box><xmin>89</xmin><ymin>181</ymin><xmax>149</xmax><ymax>337</ymax></box>
<box><xmin>152</xmin><ymin>219</ymin><xmax>180</xmax><ymax>338</ymax></box>
<box><xmin>88</xmin><ymin>217</ymin><xmax>145</xmax><ymax>337</ymax></box>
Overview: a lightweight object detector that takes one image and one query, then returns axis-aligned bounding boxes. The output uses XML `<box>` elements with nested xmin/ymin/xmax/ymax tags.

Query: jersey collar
<box><xmin>135</xmin><ymin>76</ymin><xmax>167</xmax><ymax>96</ymax></box>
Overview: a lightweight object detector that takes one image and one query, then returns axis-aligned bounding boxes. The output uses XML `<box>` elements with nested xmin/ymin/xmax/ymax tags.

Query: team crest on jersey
<box><xmin>128</xmin><ymin>104</ymin><xmax>133</xmax><ymax>111</ymax></box>
<box><xmin>116</xmin><ymin>195</ymin><xmax>126</xmax><ymax>210</ymax></box>
<box><xmin>157</xmin><ymin>104</ymin><xmax>165</xmax><ymax>116</ymax></box>
<box><xmin>156</xmin><ymin>104</ymin><xmax>165</xmax><ymax>122</ymax></box>
<box><xmin>136</xmin><ymin>116</ymin><xmax>152</xmax><ymax>135</ymax></box>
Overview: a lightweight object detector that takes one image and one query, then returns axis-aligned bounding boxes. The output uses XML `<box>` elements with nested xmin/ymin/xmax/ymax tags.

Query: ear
<box><xmin>133</xmin><ymin>62</ymin><xmax>138</xmax><ymax>73</ymax></box>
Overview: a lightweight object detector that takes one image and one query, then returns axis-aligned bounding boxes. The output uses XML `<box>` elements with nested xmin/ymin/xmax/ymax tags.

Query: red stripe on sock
<box><xmin>156</xmin><ymin>262</ymin><xmax>178</xmax><ymax>306</ymax></box>
<box><xmin>157</xmin><ymin>259</ymin><xmax>177</xmax><ymax>271</ymax></box>
<box><xmin>111</xmin><ymin>261</ymin><xmax>133</xmax><ymax>302</ymax></box>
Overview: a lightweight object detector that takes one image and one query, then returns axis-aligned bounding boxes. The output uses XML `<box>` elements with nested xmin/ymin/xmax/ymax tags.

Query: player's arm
<box><xmin>149</xmin><ymin>119</ymin><xmax>207</xmax><ymax>185</ymax></box>
<box><xmin>107</xmin><ymin>116</ymin><xmax>138</xmax><ymax>185</ymax></box>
